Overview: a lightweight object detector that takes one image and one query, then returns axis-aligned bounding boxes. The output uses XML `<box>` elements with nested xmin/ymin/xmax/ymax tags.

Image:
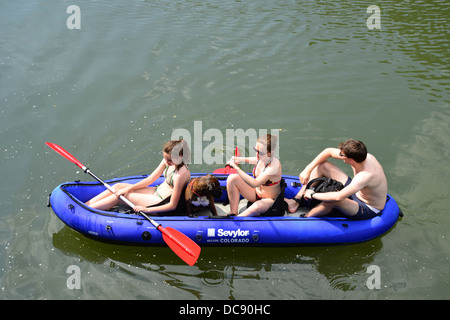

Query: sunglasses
<box><xmin>253</xmin><ymin>147</ymin><xmax>267</xmax><ymax>156</ymax></box>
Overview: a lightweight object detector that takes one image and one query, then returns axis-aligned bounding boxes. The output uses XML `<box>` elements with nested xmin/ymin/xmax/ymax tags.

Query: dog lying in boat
<box><xmin>185</xmin><ymin>175</ymin><xmax>222</xmax><ymax>216</ymax></box>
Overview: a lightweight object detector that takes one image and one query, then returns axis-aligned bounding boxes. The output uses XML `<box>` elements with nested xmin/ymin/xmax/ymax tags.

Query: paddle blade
<box><xmin>46</xmin><ymin>142</ymin><xmax>85</xmax><ymax>169</ymax></box>
<box><xmin>212</xmin><ymin>147</ymin><xmax>240</xmax><ymax>174</ymax></box>
<box><xmin>158</xmin><ymin>226</ymin><xmax>201</xmax><ymax>266</ymax></box>
<box><xmin>213</xmin><ymin>165</ymin><xmax>236</xmax><ymax>174</ymax></box>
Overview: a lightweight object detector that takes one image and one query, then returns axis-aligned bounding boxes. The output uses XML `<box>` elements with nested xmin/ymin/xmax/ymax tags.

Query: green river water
<box><xmin>0</xmin><ymin>0</ymin><xmax>448</xmax><ymax>300</ymax></box>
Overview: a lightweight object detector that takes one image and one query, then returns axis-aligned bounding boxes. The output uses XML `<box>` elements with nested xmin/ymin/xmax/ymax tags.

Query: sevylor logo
<box><xmin>208</xmin><ymin>228</ymin><xmax>251</xmax><ymax>243</ymax></box>
<box><xmin>217</xmin><ymin>228</ymin><xmax>250</xmax><ymax>237</ymax></box>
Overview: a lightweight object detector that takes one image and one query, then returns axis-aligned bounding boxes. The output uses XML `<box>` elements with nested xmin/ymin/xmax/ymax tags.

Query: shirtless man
<box><xmin>285</xmin><ymin>139</ymin><xmax>387</xmax><ymax>219</ymax></box>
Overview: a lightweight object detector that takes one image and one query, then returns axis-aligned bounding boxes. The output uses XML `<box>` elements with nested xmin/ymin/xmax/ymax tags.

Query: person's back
<box><xmin>353</xmin><ymin>153</ymin><xmax>387</xmax><ymax>211</ymax></box>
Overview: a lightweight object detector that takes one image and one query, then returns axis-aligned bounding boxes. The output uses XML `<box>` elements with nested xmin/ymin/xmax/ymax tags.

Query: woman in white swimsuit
<box><xmin>85</xmin><ymin>140</ymin><xmax>190</xmax><ymax>216</ymax></box>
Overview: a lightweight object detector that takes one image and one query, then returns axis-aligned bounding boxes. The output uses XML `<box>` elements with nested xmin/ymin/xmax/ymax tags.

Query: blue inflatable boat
<box><xmin>48</xmin><ymin>173</ymin><xmax>401</xmax><ymax>246</ymax></box>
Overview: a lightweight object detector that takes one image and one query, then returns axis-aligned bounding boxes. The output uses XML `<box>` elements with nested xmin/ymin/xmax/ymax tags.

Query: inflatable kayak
<box><xmin>48</xmin><ymin>173</ymin><xmax>401</xmax><ymax>246</ymax></box>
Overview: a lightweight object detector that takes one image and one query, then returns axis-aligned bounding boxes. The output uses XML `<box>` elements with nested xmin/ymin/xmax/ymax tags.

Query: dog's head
<box><xmin>193</xmin><ymin>174</ymin><xmax>222</xmax><ymax>198</ymax></box>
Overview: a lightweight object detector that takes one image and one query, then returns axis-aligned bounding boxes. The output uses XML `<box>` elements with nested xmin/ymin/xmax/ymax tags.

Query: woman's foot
<box><xmin>284</xmin><ymin>197</ymin><xmax>302</xmax><ymax>213</ymax></box>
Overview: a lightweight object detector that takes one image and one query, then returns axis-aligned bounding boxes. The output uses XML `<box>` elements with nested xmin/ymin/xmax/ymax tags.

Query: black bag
<box><xmin>304</xmin><ymin>177</ymin><xmax>345</xmax><ymax>209</ymax></box>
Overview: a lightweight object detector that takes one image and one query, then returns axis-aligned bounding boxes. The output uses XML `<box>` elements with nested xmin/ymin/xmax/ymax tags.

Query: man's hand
<box><xmin>303</xmin><ymin>189</ymin><xmax>315</xmax><ymax>201</ymax></box>
<box><xmin>299</xmin><ymin>169</ymin><xmax>310</xmax><ymax>185</ymax></box>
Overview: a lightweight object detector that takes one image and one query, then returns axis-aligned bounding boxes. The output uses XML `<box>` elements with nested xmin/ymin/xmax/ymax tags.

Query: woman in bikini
<box><xmin>226</xmin><ymin>134</ymin><xmax>282</xmax><ymax>217</ymax></box>
<box><xmin>85</xmin><ymin>140</ymin><xmax>190</xmax><ymax>216</ymax></box>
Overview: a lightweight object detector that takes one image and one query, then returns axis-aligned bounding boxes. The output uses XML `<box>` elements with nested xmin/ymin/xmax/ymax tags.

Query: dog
<box><xmin>185</xmin><ymin>174</ymin><xmax>222</xmax><ymax>216</ymax></box>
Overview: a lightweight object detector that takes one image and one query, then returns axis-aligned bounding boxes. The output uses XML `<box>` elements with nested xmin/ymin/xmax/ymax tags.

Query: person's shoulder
<box><xmin>270</xmin><ymin>157</ymin><xmax>281</xmax><ymax>166</ymax></box>
<box><xmin>266</xmin><ymin>158</ymin><xmax>281</xmax><ymax>175</ymax></box>
<box><xmin>176</xmin><ymin>165</ymin><xmax>190</xmax><ymax>177</ymax></box>
<box><xmin>367</xmin><ymin>153</ymin><xmax>382</xmax><ymax>163</ymax></box>
<box><xmin>352</xmin><ymin>170</ymin><xmax>373</xmax><ymax>184</ymax></box>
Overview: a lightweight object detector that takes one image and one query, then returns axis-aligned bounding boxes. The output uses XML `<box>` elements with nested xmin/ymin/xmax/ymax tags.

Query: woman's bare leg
<box><xmin>87</xmin><ymin>184</ymin><xmax>161</xmax><ymax>211</ymax></box>
<box><xmin>86</xmin><ymin>183</ymin><xmax>131</xmax><ymax>206</ymax></box>
<box><xmin>285</xmin><ymin>161</ymin><xmax>349</xmax><ymax>213</ymax></box>
<box><xmin>238</xmin><ymin>198</ymin><xmax>274</xmax><ymax>217</ymax></box>
<box><xmin>226</xmin><ymin>174</ymin><xmax>257</xmax><ymax>214</ymax></box>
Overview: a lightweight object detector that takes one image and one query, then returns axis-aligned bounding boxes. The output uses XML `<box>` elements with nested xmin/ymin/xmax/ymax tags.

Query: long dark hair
<box><xmin>163</xmin><ymin>139</ymin><xmax>191</xmax><ymax>170</ymax></box>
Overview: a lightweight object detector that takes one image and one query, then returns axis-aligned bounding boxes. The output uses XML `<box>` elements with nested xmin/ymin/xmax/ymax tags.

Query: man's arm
<box><xmin>299</xmin><ymin>148</ymin><xmax>343</xmax><ymax>184</ymax></box>
<box><xmin>304</xmin><ymin>172</ymin><xmax>371</xmax><ymax>202</ymax></box>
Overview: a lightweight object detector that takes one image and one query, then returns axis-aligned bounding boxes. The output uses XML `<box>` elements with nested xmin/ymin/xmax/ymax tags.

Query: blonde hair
<box><xmin>257</xmin><ymin>134</ymin><xmax>278</xmax><ymax>155</ymax></box>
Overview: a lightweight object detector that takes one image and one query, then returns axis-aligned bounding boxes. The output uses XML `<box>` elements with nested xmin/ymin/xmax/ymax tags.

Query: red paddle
<box><xmin>46</xmin><ymin>142</ymin><xmax>200</xmax><ymax>266</ymax></box>
<box><xmin>213</xmin><ymin>147</ymin><xmax>240</xmax><ymax>174</ymax></box>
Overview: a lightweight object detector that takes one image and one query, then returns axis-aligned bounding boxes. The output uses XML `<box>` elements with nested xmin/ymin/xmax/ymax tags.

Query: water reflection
<box><xmin>53</xmin><ymin>225</ymin><xmax>390</xmax><ymax>299</ymax></box>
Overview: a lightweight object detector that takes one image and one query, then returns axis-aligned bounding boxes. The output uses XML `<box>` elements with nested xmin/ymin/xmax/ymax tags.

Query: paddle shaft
<box><xmin>82</xmin><ymin>167</ymin><xmax>196</xmax><ymax>256</ymax></box>
<box><xmin>46</xmin><ymin>142</ymin><xmax>199</xmax><ymax>262</ymax></box>
<box><xmin>83</xmin><ymin>166</ymin><xmax>161</xmax><ymax>228</ymax></box>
